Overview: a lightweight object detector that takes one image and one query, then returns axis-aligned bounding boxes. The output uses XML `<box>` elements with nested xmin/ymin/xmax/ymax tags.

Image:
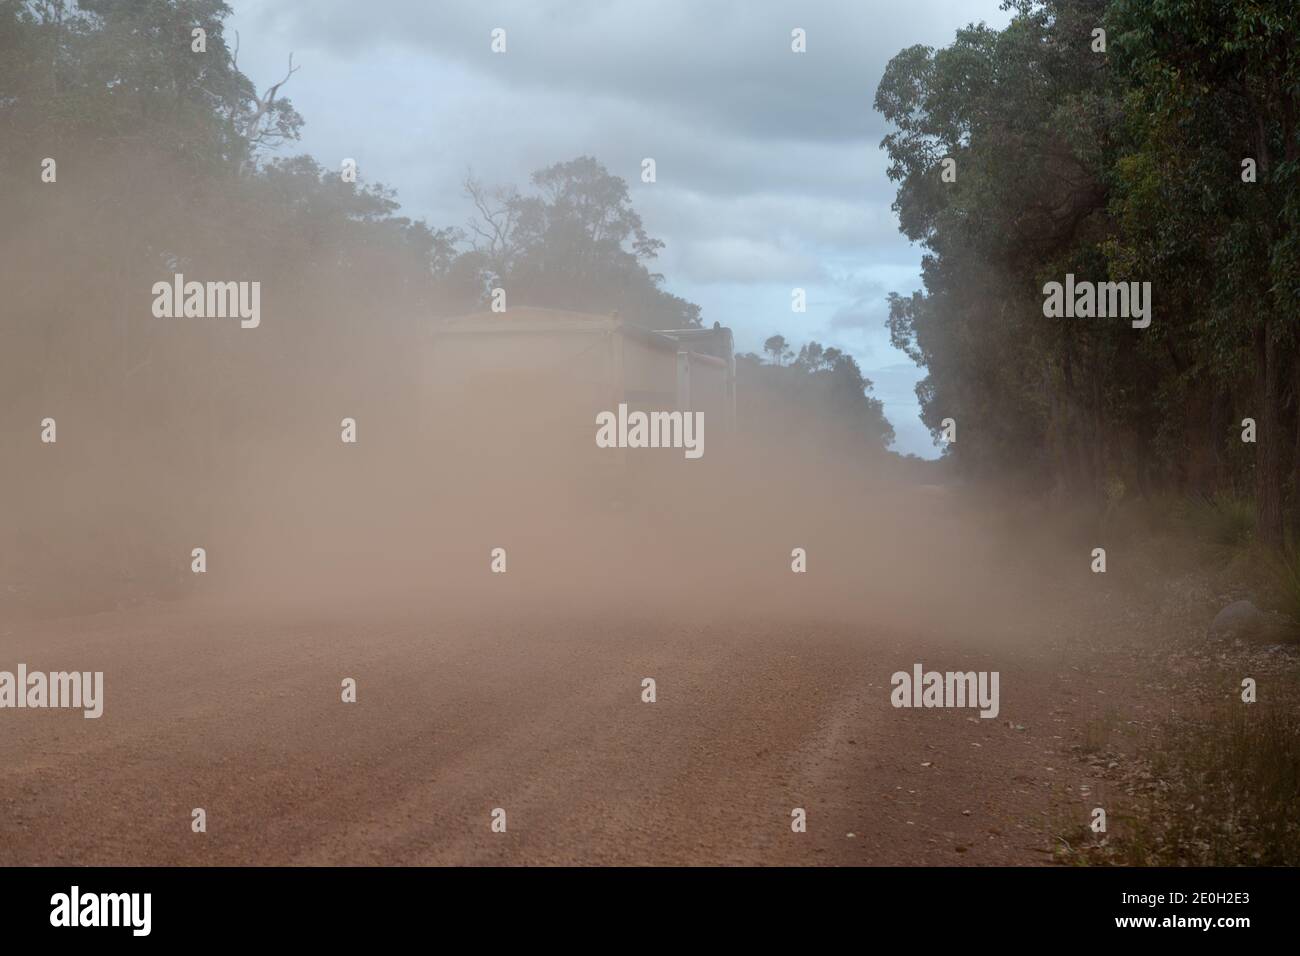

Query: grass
<box><xmin>1159</xmin><ymin>493</ymin><xmax>1300</xmax><ymax>640</ymax></box>
<box><xmin>1028</xmin><ymin>490</ymin><xmax>1300</xmax><ymax>865</ymax></box>
<box><xmin>1100</xmin><ymin>497</ymin><xmax>1300</xmax><ymax>864</ymax></box>
<box><xmin>1259</xmin><ymin>540</ymin><xmax>1300</xmax><ymax>640</ymax></box>
<box><xmin>1172</xmin><ymin>493</ymin><xmax>1256</xmax><ymax>557</ymax></box>
<box><xmin>1112</xmin><ymin>701</ymin><xmax>1300</xmax><ymax>865</ymax></box>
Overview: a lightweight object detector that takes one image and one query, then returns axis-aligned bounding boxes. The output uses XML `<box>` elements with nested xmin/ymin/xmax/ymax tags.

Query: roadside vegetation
<box><xmin>873</xmin><ymin>2</ymin><xmax>1300</xmax><ymax>860</ymax></box>
<box><xmin>1028</xmin><ymin>490</ymin><xmax>1300</xmax><ymax>866</ymax></box>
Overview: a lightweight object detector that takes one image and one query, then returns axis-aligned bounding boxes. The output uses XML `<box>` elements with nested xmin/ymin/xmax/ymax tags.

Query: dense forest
<box><xmin>876</xmin><ymin>0</ymin><xmax>1300</xmax><ymax>545</ymax></box>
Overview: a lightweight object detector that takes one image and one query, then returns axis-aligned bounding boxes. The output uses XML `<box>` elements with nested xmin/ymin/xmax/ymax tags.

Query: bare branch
<box><xmin>462</xmin><ymin>173</ymin><xmax>517</xmax><ymax>257</ymax></box>
<box><xmin>235</xmin><ymin>52</ymin><xmax>302</xmax><ymax>173</ymax></box>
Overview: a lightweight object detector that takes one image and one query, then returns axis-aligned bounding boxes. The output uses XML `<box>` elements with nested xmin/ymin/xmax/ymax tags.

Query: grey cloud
<box><xmin>238</xmin><ymin>0</ymin><xmax>996</xmax><ymax>144</ymax></box>
<box><xmin>675</xmin><ymin>236</ymin><xmax>825</xmax><ymax>284</ymax></box>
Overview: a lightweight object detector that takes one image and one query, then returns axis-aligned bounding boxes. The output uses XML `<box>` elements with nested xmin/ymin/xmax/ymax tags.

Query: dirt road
<box><xmin>0</xmin><ymin>591</ymin><xmax>1129</xmax><ymax>865</ymax></box>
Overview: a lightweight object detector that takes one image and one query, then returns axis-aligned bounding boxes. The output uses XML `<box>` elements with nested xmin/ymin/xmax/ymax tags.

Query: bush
<box><xmin>1173</xmin><ymin>494</ymin><xmax>1255</xmax><ymax>556</ymax></box>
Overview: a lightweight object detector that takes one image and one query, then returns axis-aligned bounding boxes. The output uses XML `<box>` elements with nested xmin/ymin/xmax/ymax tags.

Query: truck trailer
<box><xmin>426</xmin><ymin>308</ymin><xmax>736</xmax><ymax>466</ymax></box>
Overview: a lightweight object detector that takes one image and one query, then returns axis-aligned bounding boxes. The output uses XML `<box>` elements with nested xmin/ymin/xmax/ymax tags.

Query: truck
<box><xmin>425</xmin><ymin>307</ymin><xmax>736</xmax><ymax>472</ymax></box>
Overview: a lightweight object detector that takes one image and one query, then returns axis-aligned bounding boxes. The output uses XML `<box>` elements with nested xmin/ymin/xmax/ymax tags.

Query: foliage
<box><xmin>738</xmin><ymin>339</ymin><xmax>895</xmax><ymax>453</ymax></box>
<box><xmin>1118</xmin><ymin>702</ymin><xmax>1300</xmax><ymax>865</ymax></box>
<box><xmin>875</xmin><ymin>0</ymin><xmax>1300</xmax><ymax>542</ymax></box>
<box><xmin>455</xmin><ymin>157</ymin><xmax>701</xmax><ymax>328</ymax></box>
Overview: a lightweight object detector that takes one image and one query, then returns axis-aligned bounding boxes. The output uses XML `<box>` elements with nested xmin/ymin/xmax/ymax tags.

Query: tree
<box><xmin>1108</xmin><ymin>0</ymin><xmax>1300</xmax><ymax>546</ymax></box>
<box><xmin>764</xmin><ymin>334</ymin><xmax>793</xmax><ymax>366</ymax></box>
<box><xmin>875</xmin><ymin>0</ymin><xmax>1300</xmax><ymax>541</ymax></box>
<box><xmin>458</xmin><ymin>157</ymin><xmax>701</xmax><ymax>328</ymax></box>
<box><xmin>744</xmin><ymin>336</ymin><xmax>894</xmax><ymax>452</ymax></box>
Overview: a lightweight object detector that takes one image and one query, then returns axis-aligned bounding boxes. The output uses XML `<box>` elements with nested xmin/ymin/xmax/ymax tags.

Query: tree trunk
<box><xmin>1291</xmin><ymin>357</ymin><xmax>1300</xmax><ymax>537</ymax></box>
<box><xmin>1255</xmin><ymin>320</ymin><xmax>1284</xmax><ymax>549</ymax></box>
<box><xmin>1208</xmin><ymin>385</ymin><xmax>1228</xmax><ymax>494</ymax></box>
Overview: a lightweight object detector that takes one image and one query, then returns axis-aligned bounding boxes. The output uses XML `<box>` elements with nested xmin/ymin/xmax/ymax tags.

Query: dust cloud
<box><xmin>0</xmin><ymin>149</ymin><xmax>1065</xmax><ymax>665</ymax></box>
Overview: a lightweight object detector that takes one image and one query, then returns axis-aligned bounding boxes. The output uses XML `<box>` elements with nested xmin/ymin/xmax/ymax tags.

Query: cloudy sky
<box><xmin>228</xmin><ymin>0</ymin><xmax>1010</xmax><ymax>457</ymax></box>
